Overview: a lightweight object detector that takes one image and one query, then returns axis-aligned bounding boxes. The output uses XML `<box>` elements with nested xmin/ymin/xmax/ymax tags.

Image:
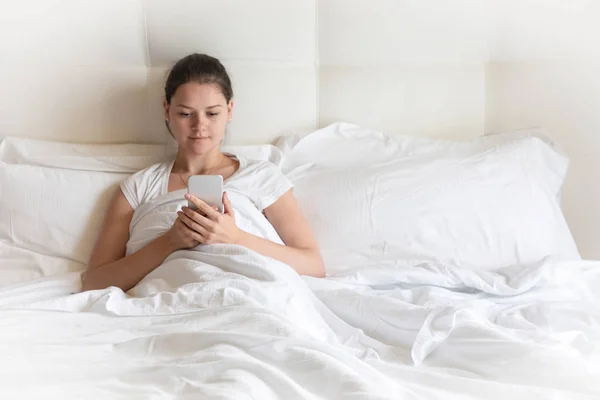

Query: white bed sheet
<box><xmin>1</xmin><ymin>249</ymin><xmax>599</xmax><ymax>399</ymax></box>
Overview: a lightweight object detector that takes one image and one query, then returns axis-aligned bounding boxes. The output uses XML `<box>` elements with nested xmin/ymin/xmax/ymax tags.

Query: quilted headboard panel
<box><xmin>318</xmin><ymin>0</ymin><xmax>487</xmax><ymax>139</ymax></box>
<box><xmin>0</xmin><ymin>0</ymin><xmax>486</xmax><ymax>145</ymax></box>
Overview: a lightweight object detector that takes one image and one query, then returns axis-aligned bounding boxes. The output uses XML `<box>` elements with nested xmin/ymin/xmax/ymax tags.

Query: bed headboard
<box><xmin>0</xmin><ymin>0</ymin><xmax>486</xmax><ymax>145</ymax></box>
<box><xmin>2</xmin><ymin>0</ymin><xmax>600</xmax><ymax>260</ymax></box>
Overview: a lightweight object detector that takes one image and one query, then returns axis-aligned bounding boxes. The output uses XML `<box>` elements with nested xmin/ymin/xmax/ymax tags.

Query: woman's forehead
<box><xmin>172</xmin><ymin>82</ymin><xmax>227</xmax><ymax>105</ymax></box>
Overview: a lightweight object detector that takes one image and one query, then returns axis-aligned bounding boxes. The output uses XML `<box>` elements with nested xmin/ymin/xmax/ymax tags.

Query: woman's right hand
<box><xmin>164</xmin><ymin>217</ymin><xmax>201</xmax><ymax>251</ymax></box>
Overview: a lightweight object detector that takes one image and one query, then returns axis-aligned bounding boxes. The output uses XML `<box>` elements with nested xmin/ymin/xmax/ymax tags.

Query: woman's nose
<box><xmin>191</xmin><ymin>114</ymin><xmax>204</xmax><ymax>132</ymax></box>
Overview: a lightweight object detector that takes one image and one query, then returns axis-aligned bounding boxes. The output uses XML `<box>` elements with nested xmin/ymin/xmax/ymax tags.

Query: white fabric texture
<box><xmin>0</xmin><ymin>136</ymin><xmax>284</xmax><ymax>172</ymax></box>
<box><xmin>0</xmin><ymin>161</ymin><xmax>125</xmax><ymax>283</ymax></box>
<box><xmin>279</xmin><ymin>123</ymin><xmax>580</xmax><ymax>272</ymax></box>
<box><xmin>0</xmin><ymin>250</ymin><xmax>599</xmax><ymax>399</ymax></box>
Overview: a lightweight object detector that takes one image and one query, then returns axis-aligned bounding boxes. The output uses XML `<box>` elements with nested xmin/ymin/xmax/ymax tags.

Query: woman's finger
<box><xmin>182</xmin><ymin>207</ymin><xmax>215</xmax><ymax>230</ymax></box>
<box><xmin>223</xmin><ymin>192</ymin><xmax>234</xmax><ymax>216</ymax></box>
<box><xmin>185</xmin><ymin>194</ymin><xmax>221</xmax><ymax>220</ymax></box>
<box><xmin>178</xmin><ymin>211</ymin><xmax>210</xmax><ymax>236</ymax></box>
<box><xmin>179</xmin><ymin>217</ymin><xmax>207</xmax><ymax>244</ymax></box>
<box><xmin>184</xmin><ymin>193</ymin><xmax>206</xmax><ymax>210</ymax></box>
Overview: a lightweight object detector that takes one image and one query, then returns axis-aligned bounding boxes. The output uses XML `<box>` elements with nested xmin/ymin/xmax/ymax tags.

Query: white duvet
<box><xmin>1</xmin><ymin>247</ymin><xmax>600</xmax><ymax>399</ymax></box>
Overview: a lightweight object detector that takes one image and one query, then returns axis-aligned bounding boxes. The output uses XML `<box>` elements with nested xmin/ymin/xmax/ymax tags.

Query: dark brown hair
<box><xmin>164</xmin><ymin>53</ymin><xmax>233</xmax><ymax>104</ymax></box>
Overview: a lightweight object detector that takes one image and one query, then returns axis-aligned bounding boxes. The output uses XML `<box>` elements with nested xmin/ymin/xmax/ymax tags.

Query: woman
<box><xmin>82</xmin><ymin>53</ymin><xmax>325</xmax><ymax>292</ymax></box>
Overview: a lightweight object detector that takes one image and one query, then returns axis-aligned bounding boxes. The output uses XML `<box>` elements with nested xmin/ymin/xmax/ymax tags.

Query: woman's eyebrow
<box><xmin>175</xmin><ymin>104</ymin><xmax>223</xmax><ymax>109</ymax></box>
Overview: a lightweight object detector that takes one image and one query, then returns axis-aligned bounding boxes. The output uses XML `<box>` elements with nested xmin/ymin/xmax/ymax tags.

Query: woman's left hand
<box><xmin>178</xmin><ymin>192</ymin><xmax>242</xmax><ymax>245</ymax></box>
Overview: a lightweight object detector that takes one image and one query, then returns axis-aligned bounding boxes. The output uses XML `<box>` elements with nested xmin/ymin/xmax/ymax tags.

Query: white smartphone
<box><xmin>187</xmin><ymin>175</ymin><xmax>224</xmax><ymax>213</ymax></box>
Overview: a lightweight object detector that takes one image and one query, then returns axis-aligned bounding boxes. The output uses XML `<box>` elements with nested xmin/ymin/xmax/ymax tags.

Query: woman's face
<box><xmin>164</xmin><ymin>82</ymin><xmax>233</xmax><ymax>156</ymax></box>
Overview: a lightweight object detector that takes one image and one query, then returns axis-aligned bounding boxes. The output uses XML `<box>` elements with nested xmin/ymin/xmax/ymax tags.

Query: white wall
<box><xmin>0</xmin><ymin>0</ymin><xmax>151</xmax><ymax>143</ymax></box>
<box><xmin>318</xmin><ymin>0</ymin><xmax>487</xmax><ymax>139</ymax></box>
<box><xmin>485</xmin><ymin>0</ymin><xmax>600</xmax><ymax>259</ymax></box>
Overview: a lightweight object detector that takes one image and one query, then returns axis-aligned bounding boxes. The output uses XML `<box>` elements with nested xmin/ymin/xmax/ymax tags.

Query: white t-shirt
<box><xmin>119</xmin><ymin>154</ymin><xmax>294</xmax><ymax>252</ymax></box>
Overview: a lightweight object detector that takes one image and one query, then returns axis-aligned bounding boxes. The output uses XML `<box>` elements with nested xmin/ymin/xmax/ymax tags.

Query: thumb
<box><xmin>223</xmin><ymin>192</ymin><xmax>234</xmax><ymax>215</ymax></box>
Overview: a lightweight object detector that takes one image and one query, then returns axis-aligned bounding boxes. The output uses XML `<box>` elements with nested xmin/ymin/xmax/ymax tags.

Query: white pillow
<box><xmin>0</xmin><ymin>242</ymin><xmax>85</xmax><ymax>288</ymax></box>
<box><xmin>0</xmin><ymin>136</ymin><xmax>284</xmax><ymax>287</ymax></box>
<box><xmin>279</xmin><ymin>123</ymin><xmax>580</xmax><ymax>272</ymax></box>
<box><xmin>0</xmin><ymin>161</ymin><xmax>125</xmax><ymax>286</ymax></box>
<box><xmin>0</xmin><ymin>136</ymin><xmax>283</xmax><ymax>171</ymax></box>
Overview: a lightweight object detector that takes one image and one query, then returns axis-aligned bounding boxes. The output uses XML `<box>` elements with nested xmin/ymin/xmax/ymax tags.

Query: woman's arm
<box><xmin>82</xmin><ymin>189</ymin><xmax>180</xmax><ymax>292</ymax></box>
<box><xmin>180</xmin><ymin>192</ymin><xmax>325</xmax><ymax>277</ymax></box>
<box><xmin>245</xmin><ymin>190</ymin><xmax>325</xmax><ymax>277</ymax></box>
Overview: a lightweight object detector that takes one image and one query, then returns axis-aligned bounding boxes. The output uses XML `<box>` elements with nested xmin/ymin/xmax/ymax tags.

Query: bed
<box><xmin>1</xmin><ymin>1</ymin><xmax>599</xmax><ymax>399</ymax></box>
<box><xmin>1</xmin><ymin>124</ymin><xmax>599</xmax><ymax>399</ymax></box>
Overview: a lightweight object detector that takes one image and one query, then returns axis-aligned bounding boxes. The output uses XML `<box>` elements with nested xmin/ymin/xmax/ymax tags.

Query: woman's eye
<box><xmin>208</xmin><ymin>112</ymin><xmax>219</xmax><ymax>117</ymax></box>
<box><xmin>179</xmin><ymin>112</ymin><xmax>191</xmax><ymax>117</ymax></box>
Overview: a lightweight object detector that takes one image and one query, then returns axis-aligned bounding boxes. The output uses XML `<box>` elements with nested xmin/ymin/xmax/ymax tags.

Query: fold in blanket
<box><xmin>0</xmin><ymin>192</ymin><xmax>599</xmax><ymax>399</ymax></box>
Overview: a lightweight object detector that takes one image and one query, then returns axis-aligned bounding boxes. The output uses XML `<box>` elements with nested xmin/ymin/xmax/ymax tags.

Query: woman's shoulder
<box><xmin>120</xmin><ymin>161</ymin><xmax>172</xmax><ymax>209</ymax></box>
<box><xmin>237</xmin><ymin>156</ymin><xmax>280</xmax><ymax>173</ymax></box>
<box><xmin>233</xmin><ymin>157</ymin><xmax>286</xmax><ymax>183</ymax></box>
<box><xmin>229</xmin><ymin>156</ymin><xmax>293</xmax><ymax>211</ymax></box>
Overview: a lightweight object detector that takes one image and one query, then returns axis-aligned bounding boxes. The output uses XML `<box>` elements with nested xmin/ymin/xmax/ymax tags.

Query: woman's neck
<box><xmin>173</xmin><ymin>147</ymin><xmax>227</xmax><ymax>175</ymax></box>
